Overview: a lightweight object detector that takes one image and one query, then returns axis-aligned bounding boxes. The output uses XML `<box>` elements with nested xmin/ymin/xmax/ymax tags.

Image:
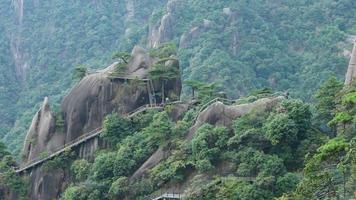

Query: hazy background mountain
<box><xmin>0</xmin><ymin>0</ymin><xmax>355</xmax><ymax>155</ymax></box>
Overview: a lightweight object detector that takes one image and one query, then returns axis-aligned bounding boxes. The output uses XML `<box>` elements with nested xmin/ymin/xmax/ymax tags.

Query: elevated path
<box><xmin>15</xmin><ymin>98</ymin><xmax>234</xmax><ymax>173</ymax></box>
<box><xmin>152</xmin><ymin>193</ymin><xmax>184</xmax><ymax>200</ymax></box>
<box><xmin>16</xmin><ymin>104</ymin><xmax>166</xmax><ymax>173</ymax></box>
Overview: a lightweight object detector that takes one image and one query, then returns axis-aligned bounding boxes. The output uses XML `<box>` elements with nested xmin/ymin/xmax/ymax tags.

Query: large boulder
<box><xmin>22</xmin><ymin>45</ymin><xmax>182</xmax><ymax>161</ymax></box>
<box><xmin>61</xmin><ymin>46</ymin><xmax>181</xmax><ymax>142</ymax></box>
<box><xmin>186</xmin><ymin>96</ymin><xmax>284</xmax><ymax>139</ymax></box>
<box><xmin>126</xmin><ymin>46</ymin><xmax>157</xmax><ymax>77</ymax></box>
<box><xmin>60</xmin><ymin>62</ymin><xmax>150</xmax><ymax>141</ymax></box>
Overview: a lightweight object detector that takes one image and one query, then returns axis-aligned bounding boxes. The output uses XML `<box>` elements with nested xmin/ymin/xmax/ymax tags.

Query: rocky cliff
<box><xmin>20</xmin><ymin>46</ymin><xmax>182</xmax><ymax>200</ymax></box>
<box><xmin>3</xmin><ymin>0</ymin><xmax>352</xmax><ymax>157</ymax></box>
<box><xmin>345</xmin><ymin>41</ymin><xmax>356</xmax><ymax>85</ymax></box>
<box><xmin>131</xmin><ymin>96</ymin><xmax>284</xmax><ymax>180</ymax></box>
<box><xmin>22</xmin><ymin>97</ymin><xmax>63</xmax><ymax>162</ymax></box>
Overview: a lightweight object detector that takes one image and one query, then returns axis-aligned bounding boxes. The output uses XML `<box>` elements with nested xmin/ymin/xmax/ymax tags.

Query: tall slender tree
<box><xmin>185</xmin><ymin>80</ymin><xmax>204</xmax><ymax>99</ymax></box>
<box><xmin>314</xmin><ymin>77</ymin><xmax>343</xmax><ymax>135</ymax></box>
<box><xmin>149</xmin><ymin>63</ymin><xmax>179</xmax><ymax>103</ymax></box>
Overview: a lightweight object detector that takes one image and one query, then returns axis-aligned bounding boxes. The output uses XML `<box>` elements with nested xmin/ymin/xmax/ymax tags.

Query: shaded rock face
<box><xmin>179</xmin><ymin>26</ymin><xmax>204</xmax><ymax>49</ymax></box>
<box><xmin>61</xmin><ymin>63</ymin><xmax>150</xmax><ymax>141</ymax></box>
<box><xmin>168</xmin><ymin>102</ymin><xmax>190</xmax><ymax>121</ymax></box>
<box><xmin>148</xmin><ymin>0</ymin><xmax>178</xmax><ymax>48</ymax></box>
<box><xmin>345</xmin><ymin>41</ymin><xmax>356</xmax><ymax>85</ymax></box>
<box><xmin>179</xmin><ymin>18</ymin><xmax>214</xmax><ymax>49</ymax></box>
<box><xmin>162</xmin><ymin>58</ymin><xmax>182</xmax><ymax>101</ymax></box>
<box><xmin>21</xmin><ymin>46</ymin><xmax>182</xmax><ymax>200</ymax></box>
<box><xmin>126</xmin><ymin>46</ymin><xmax>157</xmax><ymax>77</ymax></box>
<box><xmin>29</xmin><ymin>167</ymin><xmax>65</xmax><ymax>200</ymax></box>
<box><xmin>187</xmin><ymin>96</ymin><xmax>283</xmax><ymax>139</ymax></box>
<box><xmin>0</xmin><ymin>187</ymin><xmax>18</xmax><ymax>200</ymax></box>
<box><xmin>179</xmin><ymin>7</ymin><xmax>238</xmax><ymax>53</ymax></box>
<box><xmin>22</xmin><ymin>97</ymin><xmax>64</xmax><ymax>163</ymax></box>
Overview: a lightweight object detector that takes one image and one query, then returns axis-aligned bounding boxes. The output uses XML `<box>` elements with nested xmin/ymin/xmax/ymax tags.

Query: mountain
<box><xmin>0</xmin><ymin>50</ymin><xmax>354</xmax><ymax>199</ymax></box>
<box><xmin>0</xmin><ymin>1</ymin><xmax>355</xmax><ymax>199</ymax></box>
<box><xmin>0</xmin><ymin>0</ymin><xmax>356</xmax><ymax>155</ymax></box>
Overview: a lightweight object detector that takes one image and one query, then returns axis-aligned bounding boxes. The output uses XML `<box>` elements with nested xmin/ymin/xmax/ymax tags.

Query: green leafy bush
<box><xmin>101</xmin><ymin>113</ymin><xmax>132</xmax><ymax>145</ymax></box>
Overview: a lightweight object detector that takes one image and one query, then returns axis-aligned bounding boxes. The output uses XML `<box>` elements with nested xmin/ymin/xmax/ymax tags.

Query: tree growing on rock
<box><xmin>112</xmin><ymin>51</ymin><xmax>131</xmax><ymax>64</ymax></box>
<box><xmin>73</xmin><ymin>65</ymin><xmax>88</xmax><ymax>81</ymax></box>
<box><xmin>149</xmin><ymin>63</ymin><xmax>179</xmax><ymax>103</ymax></box>
<box><xmin>149</xmin><ymin>42</ymin><xmax>177</xmax><ymax>59</ymax></box>
<box><xmin>112</xmin><ymin>51</ymin><xmax>131</xmax><ymax>75</ymax></box>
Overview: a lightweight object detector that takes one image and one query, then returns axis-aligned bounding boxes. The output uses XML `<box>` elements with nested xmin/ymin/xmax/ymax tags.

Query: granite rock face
<box><xmin>21</xmin><ymin>46</ymin><xmax>182</xmax><ymax>200</ymax></box>
<box><xmin>345</xmin><ymin>41</ymin><xmax>356</xmax><ymax>85</ymax></box>
<box><xmin>187</xmin><ymin>97</ymin><xmax>283</xmax><ymax>139</ymax></box>
<box><xmin>60</xmin><ymin>61</ymin><xmax>150</xmax><ymax>141</ymax></box>
<box><xmin>28</xmin><ymin>167</ymin><xmax>65</xmax><ymax>200</ymax></box>
<box><xmin>148</xmin><ymin>0</ymin><xmax>178</xmax><ymax>48</ymax></box>
<box><xmin>22</xmin><ymin>97</ymin><xmax>63</xmax><ymax>163</ymax></box>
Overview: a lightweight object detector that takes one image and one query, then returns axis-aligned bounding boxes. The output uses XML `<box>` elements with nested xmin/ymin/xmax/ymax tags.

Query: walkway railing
<box><xmin>152</xmin><ymin>193</ymin><xmax>184</xmax><ymax>200</ymax></box>
<box><xmin>126</xmin><ymin>104</ymin><xmax>163</xmax><ymax>118</ymax></box>
<box><xmin>108</xmin><ymin>76</ymin><xmax>150</xmax><ymax>81</ymax></box>
<box><xmin>149</xmin><ymin>189</ymin><xmax>184</xmax><ymax>200</ymax></box>
<box><xmin>193</xmin><ymin>97</ymin><xmax>236</xmax><ymax>123</ymax></box>
<box><xmin>15</xmin><ymin>97</ymin><xmax>236</xmax><ymax>173</ymax></box>
<box><xmin>16</xmin><ymin>127</ymin><xmax>103</xmax><ymax>173</ymax></box>
<box><xmin>16</xmin><ymin>102</ymin><xmax>176</xmax><ymax>173</ymax></box>
<box><xmin>125</xmin><ymin>100</ymin><xmax>184</xmax><ymax>117</ymax></box>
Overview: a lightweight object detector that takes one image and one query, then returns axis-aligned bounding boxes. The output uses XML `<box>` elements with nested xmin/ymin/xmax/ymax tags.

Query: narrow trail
<box><xmin>16</xmin><ymin>104</ymin><xmax>166</xmax><ymax>173</ymax></box>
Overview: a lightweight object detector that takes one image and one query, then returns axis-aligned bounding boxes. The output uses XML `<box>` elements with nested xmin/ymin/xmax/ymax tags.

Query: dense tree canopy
<box><xmin>1</xmin><ymin>0</ymin><xmax>355</xmax><ymax>156</ymax></box>
<box><xmin>0</xmin><ymin>0</ymin><xmax>355</xmax><ymax>199</ymax></box>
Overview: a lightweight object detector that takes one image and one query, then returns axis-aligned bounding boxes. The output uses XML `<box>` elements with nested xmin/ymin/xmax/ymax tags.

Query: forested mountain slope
<box><xmin>0</xmin><ymin>0</ymin><xmax>355</xmax><ymax>156</ymax></box>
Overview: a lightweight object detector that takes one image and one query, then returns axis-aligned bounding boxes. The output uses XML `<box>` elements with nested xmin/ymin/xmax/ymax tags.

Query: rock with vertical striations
<box><xmin>148</xmin><ymin>0</ymin><xmax>179</xmax><ymax>48</ymax></box>
<box><xmin>22</xmin><ymin>97</ymin><xmax>64</xmax><ymax>163</ymax></box>
<box><xmin>21</xmin><ymin>46</ymin><xmax>182</xmax><ymax>200</ymax></box>
<box><xmin>345</xmin><ymin>41</ymin><xmax>356</xmax><ymax>85</ymax></box>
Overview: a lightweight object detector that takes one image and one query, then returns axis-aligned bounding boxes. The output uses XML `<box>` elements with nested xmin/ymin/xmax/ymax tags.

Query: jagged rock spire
<box><xmin>345</xmin><ymin>41</ymin><xmax>356</xmax><ymax>85</ymax></box>
<box><xmin>22</xmin><ymin>97</ymin><xmax>59</xmax><ymax>163</ymax></box>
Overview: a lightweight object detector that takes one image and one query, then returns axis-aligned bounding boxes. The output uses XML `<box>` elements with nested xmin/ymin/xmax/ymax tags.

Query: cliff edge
<box><xmin>20</xmin><ymin>46</ymin><xmax>181</xmax><ymax>200</ymax></box>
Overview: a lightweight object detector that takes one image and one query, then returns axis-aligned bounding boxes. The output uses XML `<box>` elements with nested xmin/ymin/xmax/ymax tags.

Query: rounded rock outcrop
<box><xmin>21</xmin><ymin>46</ymin><xmax>182</xmax><ymax>200</ymax></box>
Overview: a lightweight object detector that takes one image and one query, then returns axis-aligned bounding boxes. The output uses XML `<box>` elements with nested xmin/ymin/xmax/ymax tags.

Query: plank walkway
<box><xmin>16</xmin><ymin>127</ymin><xmax>102</xmax><ymax>173</ymax></box>
<box><xmin>152</xmin><ymin>193</ymin><xmax>184</xmax><ymax>200</ymax></box>
<box><xmin>108</xmin><ymin>76</ymin><xmax>150</xmax><ymax>81</ymax></box>
<box><xmin>88</xmin><ymin>70</ymin><xmax>150</xmax><ymax>81</ymax></box>
<box><xmin>15</xmin><ymin>98</ymin><xmax>232</xmax><ymax>173</ymax></box>
<box><xmin>16</xmin><ymin>104</ymin><xmax>165</xmax><ymax>173</ymax></box>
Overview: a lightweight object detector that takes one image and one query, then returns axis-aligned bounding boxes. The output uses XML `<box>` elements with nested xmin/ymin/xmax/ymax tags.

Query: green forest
<box><xmin>55</xmin><ymin>79</ymin><xmax>356</xmax><ymax>200</ymax></box>
<box><xmin>0</xmin><ymin>0</ymin><xmax>355</xmax><ymax>156</ymax></box>
<box><xmin>0</xmin><ymin>0</ymin><xmax>355</xmax><ymax>199</ymax></box>
<box><xmin>0</xmin><ymin>77</ymin><xmax>354</xmax><ymax>199</ymax></box>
